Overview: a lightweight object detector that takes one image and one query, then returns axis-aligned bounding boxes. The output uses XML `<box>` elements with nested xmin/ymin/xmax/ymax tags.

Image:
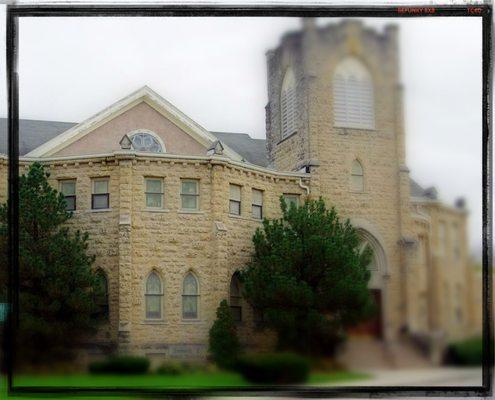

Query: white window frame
<box><xmin>229</xmin><ymin>184</ymin><xmax>242</xmax><ymax>215</ymax></box>
<box><xmin>91</xmin><ymin>178</ymin><xmax>110</xmax><ymax>210</ymax></box>
<box><xmin>145</xmin><ymin>271</ymin><xmax>164</xmax><ymax>320</ymax></box>
<box><xmin>182</xmin><ymin>272</ymin><xmax>199</xmax><ymax>320</ymax></box>
<box><xmin>252</xmin><ymin>189</ymin><xmax>263</xmax><ymax>220</ymax></box>
<box><xmin>180</xmin><ymin>179</ymin><xmax>200</xmax><ymax>211</ymax></box>
<box><xmin>59</xmin><ymin>179</ymin><xmax>77</xmax><ymax>211</ymax></box>
<box><xmin>283</xmin><ymin>194</ymin><xmax>300</xmax><ymax>208</ymax></box>
<box><xmin>145</xmin><ymin>177</ymin><xmax>164</xmax><ymax>209</ymax></box>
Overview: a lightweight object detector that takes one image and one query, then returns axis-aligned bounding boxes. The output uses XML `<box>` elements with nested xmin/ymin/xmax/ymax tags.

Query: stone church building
<box><xmin>0</xmin><ymin>19</ymin><xmax>482</xmax><ymax>366</ymax></box>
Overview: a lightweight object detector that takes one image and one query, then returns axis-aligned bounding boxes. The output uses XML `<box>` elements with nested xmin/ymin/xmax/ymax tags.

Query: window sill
<box><xmin>228</xmin><ymin>213</ymin><xmax>245</xmax><ymax>220</ymax></box>
<box><xmin>228</xmin><ymin>214</ymin><xmax>262</xmax><ymax>223</ymax></box>
<box><xmin>180</xmin><ymin>319</ymin><xmax>202</xmax><ymax>324</ymax></box>
<box><xmin>349</xmin><ymin>190</ymin><xmax>368</xmax><ymax>195</ymax></box>
<box><xmin>89</xmin><ymin>208</ymin><xmax>113</xmax><ymax>213</ymax></box>
<box><xmin>142</xmin><ymin>319</ymin><xmax>166</xmax><ymax>325</ymax></box>
<box><xmin>178</xmin><ymin>210</ymin><xmax>204</xmax><ymax>215</ymax></box>
<box><xmin>334</xmin><ymin>126</ymin><xmax>376</xmax><ymax>133</ymax></box>
<box><xmin>276</xmin><ymin>131</ymin><xmax>297</xmax><ymax>145</ymax></box>
<box><xmin>142</xmin><ymin>208</ymin><xmax>170</xmax><ymax>213</ymax></box>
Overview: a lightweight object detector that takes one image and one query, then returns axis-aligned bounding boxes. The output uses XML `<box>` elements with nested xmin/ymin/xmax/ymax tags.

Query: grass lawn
<box><xmin>2</xmin><ymin>370</ymin><xmax>370</xmax><ymax>398</ymax></box>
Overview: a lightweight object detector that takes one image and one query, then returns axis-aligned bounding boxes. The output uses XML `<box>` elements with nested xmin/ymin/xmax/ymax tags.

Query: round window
<box><xmin>130</xmin><ymin>133</ymin><xmax>163</xmax><ymax>153</ymax></box>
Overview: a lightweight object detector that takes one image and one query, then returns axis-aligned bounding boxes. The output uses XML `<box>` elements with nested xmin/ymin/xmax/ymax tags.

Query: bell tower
<box><xmin>265</xmin><ymin>19</ymin><xmax>414</xmax><ymax>342</ymax></box>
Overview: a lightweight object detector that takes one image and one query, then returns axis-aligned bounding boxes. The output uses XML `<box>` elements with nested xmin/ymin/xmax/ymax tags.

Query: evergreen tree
<box><xmin>0</xmin><ymin>162</ymin><xmax>103</xmax><ymax>366</ymax></box>
<box><xmin>240</xmin><ymin>197</ymin><xmax>374</xmax><ymax>356</ymax></box>
<box><xmin>208</xmin><ymin>300</ymin><xmax>241</xmax><ymax>369</ymax></box>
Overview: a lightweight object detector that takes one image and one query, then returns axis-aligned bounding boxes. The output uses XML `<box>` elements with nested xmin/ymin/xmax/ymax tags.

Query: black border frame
<box><xmin>5</xmin><ymin>3</ymin><xmax>493</xmax><ymax>398</ymax></box>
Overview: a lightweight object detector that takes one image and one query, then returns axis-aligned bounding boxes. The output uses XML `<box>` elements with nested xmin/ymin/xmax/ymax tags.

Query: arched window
<box><xmin>229</xmin><ymin>273</ymin><xmax>242</xmax><ymax>323</ymax></box>
<box><xmin>145</xmin><ymin>272</ymin><xmax>163</xmax><ymax>319</ymax></box>
<box><xmin>130</xmin><ymin>132</ymin><xmax>163</xmax><ymax>153</ymax></box>
<box><xmin>94</xmin><ymin>269</ymin><xmax>109</xmax><ymax>320</ymax></box>
<box><xmin>359</xmin><ymin>241</ymin><xmax>377</xmax><ymax>271</ymax></box>
<box><xmin>182</xmin><ymin>273</ymin><xmax>199</xmax><ymax>319</ymax></box>
<box><xmin>280</xmin><ymin>68</ymin><xmax>297</xmax><ymax>139</ymax></box>
<box><xmin>333</xmin><ymin>57</ymin><xmax>375</xmax><ymax>129</ymax></box>
<box><xmin>351</xmin><ymin>160</ymin><xmax>364</xmax><ymax>192</ymax></box>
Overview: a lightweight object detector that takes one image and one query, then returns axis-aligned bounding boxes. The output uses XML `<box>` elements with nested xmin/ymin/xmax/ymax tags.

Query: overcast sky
<box><xmin>0</xmin><ymin>8</ymin><xmax>483</xmax><ymax>257</ymax></box>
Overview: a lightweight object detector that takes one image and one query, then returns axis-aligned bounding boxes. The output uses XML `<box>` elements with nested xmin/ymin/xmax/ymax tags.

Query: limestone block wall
<box><xmin>124</xmin><ymin>156</ymin><xmax>309</xmax><ymax>359</ymax></box>
<box><xmin>9</xmin><ymin>153</ymin><xmax>308</xmax><ymax>361</ymax></box>
<box><xmin>424</xmin><ymin>202</ymin><xmax>476</xmax><ymax>342</ymax></box>
<box><xmin>265</xmin><ymin>21</ymin><xmax>408</xmax><ymax>343</ymax></box>
<box><xmin>408</xmin><ymin>211</ymin><xmax>432</xmax><ymax>336</ymax></box>
<box><xmin>39</xmin><ymin>158</ymin><xmax>122</xmax><ymax>346</ymax></box>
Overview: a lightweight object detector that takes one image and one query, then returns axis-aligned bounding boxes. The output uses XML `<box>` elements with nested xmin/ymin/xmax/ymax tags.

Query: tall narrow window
<box><xmin>60</xmin><ymin>179</ymin><xmax>76</xmax><ymax>211</ymax></box>
<box><xmin>145</xmin><ymin>272</ymin><xmax>163</xmax><ymax>319</ymax></box>
<box><xmin>145</xmin><ymin>178</ymin><xmax>164</xmax><ymax>208</ymax></box>
<box><xmin>438</xmin><ymin>222</ymin><xmax>446</xmax><ymax>256</ymax></box>
<box><xmin>280</xmin><ymin>68</ymin><xmax>297</xmax><ymax>139</ymax></box>
<box><xmin>351</xmin><ymin>160</ymin><xmax>364</xmax><ymax>192</ymax></box>
<box><xmin>92</xmin><ymin>178</ymin><xmax>110</xmax><ymax>210</ymax></box>
<box><xmin>181</xmin><ymin>179</ymin><xmax>199</xmax><ymax>211</ymax></box>
<box><xmin>229</xmin><ymin>184</ymin><xmax>241</xmax><ymax>215</ymax></box>
<box><xmin>229</xmin><ymin>273</ymin><xmax>242</xmax><ymax>323</ymax></box>
<box><xmin>94</xmin><ymin>269</ymin><xmax>109</xmax><ymax>320</ymax></box>
<box><xmin>182</xmin><ymin>273</ymin><xmax>199</xmax><ymax>319</ymax></box>
<box><xmin>333</xmin><ymin>57</ymin><xmax>375</xmax><ymax>129</ymax></box>
<box><xmin>452</xmin><ymin>222</ymin><xmax>460</xmax><ymax>260</ymax></box>
<box><xmin>252</xmin><ymin>189</ymin><xmax>263</xmax><ymax>219</ymax></box>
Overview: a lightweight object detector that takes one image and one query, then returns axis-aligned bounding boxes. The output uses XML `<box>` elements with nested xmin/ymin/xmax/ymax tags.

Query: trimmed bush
<box><xmin>444</xmin><ymin>337</ymin><xmax>489</xmax><ymax>366</ymax></box>
<box><xmin>156</xmin><ymin>362</ymin><xmax>183</xmax><ymax>375</ymax></box>
<box><xmin>209</xmin><ymin>300</ymin><xmax>241</xmax><ymax>369</ymax></box>
<box><xmin>155</xmin><ymin>361</ymin><xmax>209</xmax><ymax>375</ymax></box>
<box><xmin>89</xmin><ymin>356</ymin><xmax>150</xmax><ymax>374</ymax></box>
<box><xmin>235</xmin><ymin>352</ymin><xmax>310</xmax><ymax>384</ymax></box>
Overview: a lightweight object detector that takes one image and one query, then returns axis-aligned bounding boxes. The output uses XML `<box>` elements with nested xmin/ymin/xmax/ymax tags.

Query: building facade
<box><xmin>0</xmin><ymin>19</ymin><xmax>482</xmax><ymax>366</ymax></box>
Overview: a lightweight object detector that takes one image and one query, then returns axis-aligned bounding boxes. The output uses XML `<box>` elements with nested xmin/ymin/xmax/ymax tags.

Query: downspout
<box><xmin>298</xmin><ymin>178</ymin><xmax>310</xmax><ymax>195</ymax></box>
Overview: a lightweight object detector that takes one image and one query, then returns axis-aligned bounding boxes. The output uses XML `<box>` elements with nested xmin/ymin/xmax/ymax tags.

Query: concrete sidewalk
<box><xmin>321</xmin><ymin>367</ymin><xmax>483</xmax><ymax>387</ymax></box>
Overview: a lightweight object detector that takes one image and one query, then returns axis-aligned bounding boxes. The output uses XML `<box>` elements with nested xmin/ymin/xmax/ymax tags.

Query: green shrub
<box><xmin>155</xmin><ymin>360</ymin><xmax>209</xmax><ymax>375</ymax></box>
<box><xmin>444</xmin><ymin>337</ymin><xmax>489</xmax><ymax>366</ymax></box>
<box><xmin>235</xmin><ymin>352</ymin><xmax>310</xmax><ymax>384</ymax></box>
<box><xmin>156</xmin><ymin>362</ymin><xmax>183</xmax><ymax>375</ymax></box>
<box><xmin>89</xmin><ymin>355</ymin><xmax>150</xmax><ymax>374</ymax></box>
<box><xmin>208</xmin><ymin>300</ymin><xmax>241</xmax><ymax>369</ymax></box>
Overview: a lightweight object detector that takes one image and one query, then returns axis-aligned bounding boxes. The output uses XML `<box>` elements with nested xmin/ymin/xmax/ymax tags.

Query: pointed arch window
<box><xmin>280</xmin><ymin>68</ymin><xmax>297</xmax><ymax>139</ymax></box>
<box><xmin>182</xmin><ymin>273</ymin><xmax>199</xmax><ymax>319</ymax></box>
<box><xmin>359</xmin><ymin>241</ymin><xmax>377</xmax><ymax>271</ymax></box>
<box><xmin>351</xmin><ymin>160</ymin><xmax>364</xmax><ymax>192</ymax></box>
<box><xmin>94</xmin><ymin>269</ymin><xmax>109</xmax><ymax>320</ymax></box>
<box><xmin>229</xmin><ymin>273</ymin><xmax>242</xmax><ymax>323</ymax></box>
<box><xmin>333</xmin><ymin>57</ymin><xmax>375</xmax><ymax>129</ymax></box>
<box><xmin>145</xmin><ymin>272</ymin><xmax>163</xmax><ymax>319</ymax></box>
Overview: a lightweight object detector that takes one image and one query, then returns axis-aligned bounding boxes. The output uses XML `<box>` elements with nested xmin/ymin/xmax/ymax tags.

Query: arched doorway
<box><xmin>348</xmin><ymin>227</ymin><xmax>388</xmax><ymax>339</ymax></box>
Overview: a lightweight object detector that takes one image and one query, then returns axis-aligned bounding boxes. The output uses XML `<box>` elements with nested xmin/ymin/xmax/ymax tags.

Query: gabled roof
<box><xmin>0</xmin><ymin>118</ymin><xmax>77</xmax><ymax>156</ymax></box>
<box><xmin>23</xmin><ymin>86</ymin><xmax>244</xmax><ymax>161</ymax></box>
<box><xmin>212</xmin><ymin>131</ymin><xmax>269</xmax><ymax>167</ymax></box>
<box><xmin>0</xmin><ymin>116</ymin><xmax>431</xmax><ymax>203</ymax></box>
<box><xmin>410</xmin><ymin>178</ymin><xmax>437</xmax><ymax>201</ymax></box>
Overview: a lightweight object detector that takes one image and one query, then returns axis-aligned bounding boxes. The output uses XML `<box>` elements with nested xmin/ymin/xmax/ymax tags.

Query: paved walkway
<box><xmin>322</xmin><ymin>367</ymin><xmax>483</xmax><ymax>387</ymax></box>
